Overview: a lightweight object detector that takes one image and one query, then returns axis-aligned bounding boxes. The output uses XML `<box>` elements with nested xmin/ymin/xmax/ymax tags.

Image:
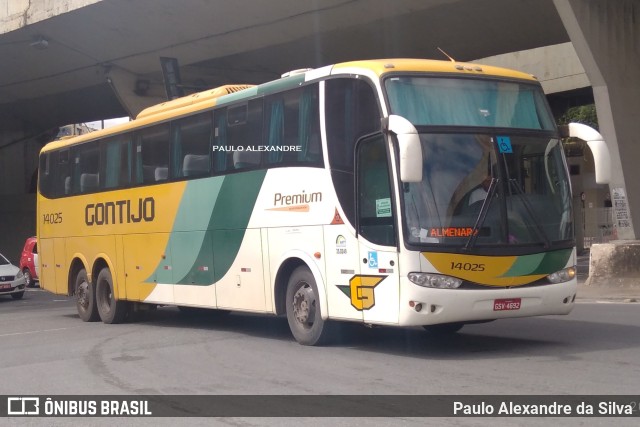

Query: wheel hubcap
<box><xmin>292</xmin><ymin>283</ymin><xmax>316</xmax><ymax>326</ymax></box>
<box><xmin>77</xmin><ymin>281</ymin><xmax>89</xmax><ymax>309</ymax></box>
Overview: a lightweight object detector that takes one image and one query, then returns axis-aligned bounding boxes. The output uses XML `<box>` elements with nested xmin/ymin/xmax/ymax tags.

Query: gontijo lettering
<box><xmin>85</xmin><ymin>197</ymin><xmax>155</xmax><ymax>226</ymax></box>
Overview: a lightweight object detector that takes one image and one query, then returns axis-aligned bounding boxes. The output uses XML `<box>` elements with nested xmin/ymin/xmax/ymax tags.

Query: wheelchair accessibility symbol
<box><xmin>497</xmin><ymin>136</ymin><xmax>513</xmax><ymax>153</ymax></box>
<box><xmin>368</xmin><ymin>251</ymin><xmax>378</xmax><ymax>268</ymax></box>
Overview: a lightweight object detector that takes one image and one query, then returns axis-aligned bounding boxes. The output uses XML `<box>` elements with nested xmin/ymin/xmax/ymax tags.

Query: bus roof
<box><xmin>332</xmin><ymin>58</ymin><xmax>537</xmax><ymax>81</ymax></box>
<box><xmin>41</xmin><ymin>58</ymin><xmax>538</xmax><ymax>153</ymax></box>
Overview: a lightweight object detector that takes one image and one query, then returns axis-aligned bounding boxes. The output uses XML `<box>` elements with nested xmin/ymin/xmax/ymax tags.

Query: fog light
<box><xmin>414</xmin><ymin>303</ymin><xmax>423</xmax><ymax>312</ymax></box>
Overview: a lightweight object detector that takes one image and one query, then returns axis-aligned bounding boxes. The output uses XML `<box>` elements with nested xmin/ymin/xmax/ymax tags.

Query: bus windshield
<box><xmin>385</xmin><ymin>76</ymin><xmax>555</xmax><ymax>130</ymax></box>
<box><xmin>402</xmin><ymin>133</ymin><xmax>573</xmax><ymax>250</ymax></box>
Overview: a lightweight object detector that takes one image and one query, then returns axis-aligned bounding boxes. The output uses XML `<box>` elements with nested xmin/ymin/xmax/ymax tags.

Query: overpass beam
<box><xmin>554</xmin><ymin>0</ymin><xmax>640</xmax><ymax>240</ymax></box>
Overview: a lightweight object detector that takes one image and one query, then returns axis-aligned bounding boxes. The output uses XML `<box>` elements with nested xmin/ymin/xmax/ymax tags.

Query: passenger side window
<box><xmin>325</xmin><ymin>78</ymin><xmax>380</xmax><ymax>226</ymax></box>
<box><xmin>213</xmin><ymin>99</ymin><xmax>263</xmax><ymax>172</ymax></box>
<box><xmin>102</xmin><ymin>136</ymin><xmax>131</xmax><ymax>189</ymax></box>
<box><xmin>172</xmin><ymin>113</ymin><xmax>212</xmax><ymax>178</ymax></box>
<box><xmin>71</xmin><ymin>143</ymin><xmax>100</xmax><ymax>194</ymax></box>
<box><xmin>133</xmin><ymin>124</ymin><xmax>171</xmax><ymax>184</ymax></box>
<box><xmin>264</xmin><ymin>84</ymin><xmax>322</xmax><ymax>166</ymax></box>
<box><xmin>326</xmin><ymin>78</ymin><xmax>380</xmax><ymax>172</ymax></box>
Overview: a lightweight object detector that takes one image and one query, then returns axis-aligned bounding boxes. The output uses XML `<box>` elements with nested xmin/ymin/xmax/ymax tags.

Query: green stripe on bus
<box><xmin>256</xmin><ymin>74</ymin><xmax>306</xmax><ymax>96</ymax></box>
<box><xmin>500</xmin><ymin>252</ymin><xmax>545</xmax><ymax>277</ymax></box>
<box><xmin>210</xmin><ymin>170</ymin><xmax>267</xmax><ymax>282</ymax></box>
<box><xmin>501</xmin><ymin>249</ymin><xmax>572</xmax><ymax>277</ymax></box>
<box><xmin>530</xmin><ymin>249</ymin><xmax>572</xmax><ymax>275</ymax></box>
<box><xmin>216</xmin><ymin>87</ymin><xmax>259</xmax><ymax>106</ymax></box>
<box><xmin>148</xmin><ymin>170</ymin><xmax>267</xmax><ymax>286</ymax></box>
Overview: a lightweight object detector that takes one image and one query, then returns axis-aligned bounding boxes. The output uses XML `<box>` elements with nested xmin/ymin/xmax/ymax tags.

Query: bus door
<box><xmin>356</xmin><ymin>134</ymin><xmax>400</xmax><ymax>325</ymax></box>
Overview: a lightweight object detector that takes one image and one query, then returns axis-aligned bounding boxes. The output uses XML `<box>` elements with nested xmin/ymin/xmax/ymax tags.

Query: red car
<box><xmin>19</xmin><ymin>236</ymin><xmax>39</xmax><ymax>287</ymax></box>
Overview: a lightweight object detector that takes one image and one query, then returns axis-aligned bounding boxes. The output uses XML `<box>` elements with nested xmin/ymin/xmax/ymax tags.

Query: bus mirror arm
<box><xmin>559</xmin><ymin>123</ymin><xmax>611</xmax><ymax>184</ymax></box>
<box><xmin>383</xmin><ymin>115</ymin><xmax>423</xmax><ymax>183</ymax></box>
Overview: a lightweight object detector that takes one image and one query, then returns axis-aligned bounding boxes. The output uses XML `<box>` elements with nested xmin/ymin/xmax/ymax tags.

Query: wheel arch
<box><xmin>273</xmin><ymin>250</ymin><xmax>328</xmax><ymax>319</ymax></box>
<box><xmin>91</xmin><ymin>254</ymin><xmax>120</xmax><ymax>299</ymax></box>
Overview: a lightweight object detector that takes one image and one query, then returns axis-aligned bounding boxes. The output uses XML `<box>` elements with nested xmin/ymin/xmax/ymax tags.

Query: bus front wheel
<box><xmin>75</xmin><ymin>268</ymin><xmax>99</xmax><ymax>322</ymax></box>
<box><xmin>95</xmin><ymin>268</ymin><xmax>128</xmax><ymax>324</ymax></box>
<box><xmin>285</xmin><ymin>266</ymin><xmax>329</xmax><ymax>346</ymax></box>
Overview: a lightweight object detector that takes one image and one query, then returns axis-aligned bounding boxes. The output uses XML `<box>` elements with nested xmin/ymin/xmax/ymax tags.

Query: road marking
<box><xmin>0</xmin><ymin>327</ymin><xmax>72</xmax><ymax>337</ymax></box>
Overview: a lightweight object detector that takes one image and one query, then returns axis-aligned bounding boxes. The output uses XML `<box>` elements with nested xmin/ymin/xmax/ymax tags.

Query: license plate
<box><xmin>493</xmin><ymin>298</ymin><xmax>521</xmax><ymax>311</ymax></box>
<box><xmin>0</xmin><ymin>284</ymin><xmax>10</xmax><ymax>290</ymax></box>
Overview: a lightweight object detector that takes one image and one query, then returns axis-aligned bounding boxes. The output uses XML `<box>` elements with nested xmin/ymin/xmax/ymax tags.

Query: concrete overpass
<box><xmin>0</xmin><ymin>0</ymin><xmax>638</xmax><ymax>279</ymax></box>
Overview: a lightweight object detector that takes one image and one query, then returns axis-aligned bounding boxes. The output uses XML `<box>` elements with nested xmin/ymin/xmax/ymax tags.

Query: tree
<box><xmin>558</xmin><ymin>104</ymin><xmax>598</xmax><ymax>130</ymax></box>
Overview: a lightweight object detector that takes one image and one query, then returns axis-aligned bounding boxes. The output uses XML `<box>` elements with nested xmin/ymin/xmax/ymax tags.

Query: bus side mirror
<box><xmin>559</xmin><ymin>123</ymin><xmax>611</xmax><ymax>184</ymax></box>
<box><xmin>383</xmin><ymin>115</ymin><xmax>423</xmax><ymax>183</ymax></box>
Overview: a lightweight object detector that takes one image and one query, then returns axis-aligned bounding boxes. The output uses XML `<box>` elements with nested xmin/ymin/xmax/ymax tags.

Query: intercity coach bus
<box><xmin>37</xmin><ymin>58</ymin><xmax>610</xmax><ymax>345</ymax></box>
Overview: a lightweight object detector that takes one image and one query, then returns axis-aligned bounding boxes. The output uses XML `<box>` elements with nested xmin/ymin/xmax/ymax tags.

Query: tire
<box><xmin>95</xmin><ymin>268</ymin><xmax>128</xmax><ymax>324</ymax></box>
<box><xmin>23</xmin><ymin>269</ymin><xmax>33</xmax><ymax>288</ymax></box>
<box><xmin>422</xmin><ymin>322</ymin><xmax>464</xmax><ymax>335</ymax></box>
<box><xmin>75</xmin><ymin>268</ymin><xmax>99</xmax><ymax>322</ymax></box>
<box><xmin>11</xmin><ymin>291</ymin><xmax>24</xmax><ymax>300</ymax></box>
<box><xmin>285</xmin><ymin>266</ymin><xmax>329</xmax><ymax>346</ymax></box>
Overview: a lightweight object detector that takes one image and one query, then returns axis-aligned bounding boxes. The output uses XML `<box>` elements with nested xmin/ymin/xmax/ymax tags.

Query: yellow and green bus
<box><xmin>37</xmin><ymin>58</ymin><xmax>608</xmax><ymax>345</ymax></box>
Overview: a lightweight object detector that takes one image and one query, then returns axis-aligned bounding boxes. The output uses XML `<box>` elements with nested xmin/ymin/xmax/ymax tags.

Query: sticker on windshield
<box><xmin>376</xmin><ymin>198</ymin><xmax>392</xmax><ymax>217</ymax></box>
<box><xmin>497</xmin><ymin>136</ymin><xmax>513</xmax><ymax>153</ymax></box>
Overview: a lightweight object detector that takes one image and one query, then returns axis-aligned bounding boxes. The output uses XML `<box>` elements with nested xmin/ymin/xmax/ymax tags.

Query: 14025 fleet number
<box><xmin>450</xmin><ymin>262</ymin><xmax>485</xmax><ymax>272</ymax></box>
<box><xmin>43</xmin><ymin>212</ymin><xmax>63</xmax><ymax>224</ymax></box>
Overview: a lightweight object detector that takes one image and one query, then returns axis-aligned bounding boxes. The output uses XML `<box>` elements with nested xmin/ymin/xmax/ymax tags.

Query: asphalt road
<box><xmin>1</xmin><ymin>287</ymin><xmax>638</xmax><ymax>426</ymax></box>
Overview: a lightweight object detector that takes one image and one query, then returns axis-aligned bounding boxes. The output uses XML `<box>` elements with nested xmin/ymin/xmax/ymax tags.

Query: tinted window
<box><xmin>56</xmin><ymin>150</ymin><xmax>71</xmax><ymax>196</ymax></box>
<box><xmin>325</xmin><ymin>78</ymin><xmax>380</xmax><ymax>226</ymax></box>
<box><xmin>103</xmin><ymin>135</ymin><xmax>131</xmax><ymax>189</ymax></box>
<box><xmin>133</xmin><ymin>124</ymin><xmax>171</xmax><ymax>184</ymax></box>
<box><xmin>326</xmin><ymin>78</ymin><xmax>380</xmax><ymax>172</ymax></box>
<box><xmin>172</xmin><ymin>113</ymin><xmax>212</xmax><ymax>178</ymax></box>
<box><xmin>71</xmin><ymin>143</ymin><xmax>101</xmax><ymax>194</ymax></box>
<box><xmin>264</xmin><ymin>84</ymin><xmax>322</xmax><ymax>166</ymax></box>
<box><xmin>214</xmin><ymin>99</ymin><xmax>263</xmax><ymax>172</ymax></box>
<box><xmin>357</xmin><ymin>134</ymin><xmax>395</xmax><ymax>246</ymax></box>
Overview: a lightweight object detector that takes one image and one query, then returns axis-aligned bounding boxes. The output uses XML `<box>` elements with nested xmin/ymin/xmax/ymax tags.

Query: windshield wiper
<box><xmin>463</xmin><ymin>178</ymin><xmax>497</xmax><ymax>251</ymax></box>
<box><xmin>508</xmin><ymin>178</ymin><xmax>551</xmax><ymax>248</ymax></box>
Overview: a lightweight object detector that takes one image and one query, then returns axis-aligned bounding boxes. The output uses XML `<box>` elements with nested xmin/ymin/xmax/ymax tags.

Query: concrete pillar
<box><xmin>555</xmin><ymin>0</ymin><xmax>640</xmax><ymax>294</ymax></box>
<box><xmin>0</xmin><ymin>129</ymin><xmax>41</xmax><ymax>260</ymax></box>
<box><xmin>554</xmin><ymin>0</ymin><xmax>640</xmax><ymax>240</ymax></box>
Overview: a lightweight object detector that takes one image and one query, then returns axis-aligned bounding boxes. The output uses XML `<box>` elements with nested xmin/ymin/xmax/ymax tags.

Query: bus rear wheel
<box><xmin>95</xmin><ymin>268</ymin><xmax>128</xmax><ymax>324</ymax></box>
<box><xmin>75</xmin><ymin>268</ymin><xmax>99</xmax><ymax>322</ymax></box>
<box><xmin>285</xmin><ymin>266</ymin><xmax>329</xmax><ymax>346</ymax></box>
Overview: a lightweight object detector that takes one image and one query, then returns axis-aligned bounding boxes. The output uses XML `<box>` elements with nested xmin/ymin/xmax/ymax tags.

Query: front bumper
<box><xmin>0</xmin><ymin>278</ymin><xmax>26</xmax><ymax>296</ymax></box>
<box><xmin>399</xmin><ymin>276</ymin><xmax>577</xmax><ymax>326</ymax></box>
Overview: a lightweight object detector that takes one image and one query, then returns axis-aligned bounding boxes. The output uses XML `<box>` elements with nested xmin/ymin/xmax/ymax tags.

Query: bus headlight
<box><xmin>408</xmin><ymin>272</ymin><xmax>462</xmax><ymax>289</ymax></box>
<box><xmin>547</xmin><ymin>266</ymin><xmax>576</xmax><ymax>284</ymax></box>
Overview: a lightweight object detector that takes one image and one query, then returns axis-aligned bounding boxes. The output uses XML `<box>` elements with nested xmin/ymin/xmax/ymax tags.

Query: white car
<box><xmin>0</xmin><ymin>253</ymin><xmax>26</xmax><ymax>300</ymax></box>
